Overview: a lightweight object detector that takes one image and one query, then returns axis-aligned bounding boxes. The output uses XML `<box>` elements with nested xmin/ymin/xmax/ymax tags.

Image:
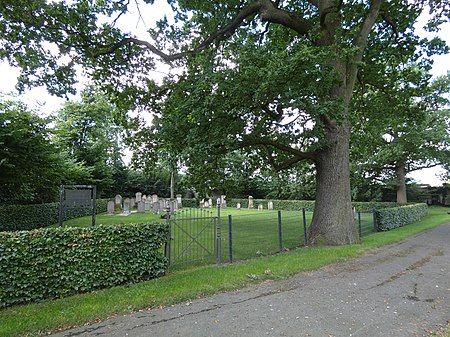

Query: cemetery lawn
<box><xmin>1</xmin><ymin>207</ymin><xmax>449</xmax><ymax>337</ymax></box>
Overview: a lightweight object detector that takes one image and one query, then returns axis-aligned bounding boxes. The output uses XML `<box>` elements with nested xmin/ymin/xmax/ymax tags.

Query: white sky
<box><xmin>0</xmin><ymin>3</ymin><xmax>449</xmax><ymax>185</ymax></box>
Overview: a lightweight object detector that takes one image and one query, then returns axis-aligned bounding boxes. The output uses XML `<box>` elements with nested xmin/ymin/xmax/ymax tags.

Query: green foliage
<box><xmin>227</xmin><ymin>199</ymin><xmax>399</xmax><ymax>212</ymax></box>
<box><xmin>376</xmin><ymin>203</ymin><xmax>429</xmax><ymax>231</ymax></box>
<box><xmin>0</xmin><ymin>97</ymin><xmax>77</xmax><ymax>204</ymax></box>
<box><xmin>0</xmin><ymin>200</ymin><xmax>108</xmax><ymax>232</ymax></box>
<box><xmin>53</xmin><ymin>88</ymin><xmax>125</xmax><ymax>196</ymax></box>
<box><xmin>0</xmin><ymin>222</ymin><xmax>168</xmax><ymax>308</ymax></box>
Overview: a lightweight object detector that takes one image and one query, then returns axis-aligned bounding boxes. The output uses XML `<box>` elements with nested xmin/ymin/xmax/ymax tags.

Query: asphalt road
<box><xmin>52</xmin><ymin>223</ymin><xmax>450</xmax><ymax>337</ymax></box>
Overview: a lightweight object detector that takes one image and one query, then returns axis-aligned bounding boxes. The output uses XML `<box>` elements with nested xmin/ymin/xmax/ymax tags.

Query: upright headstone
<box><xmin>137</xmin><ymin>201</ymin><xmax>145</xmax><ymax>213</ymax></box>
<box><xmin>107</xmin><ymin>200</ymin><xmax>115</xmax><ymax>214</ymax></box>
<box><xmin>152</xmin><ymin>194</ymin><xmax>159</xmax><ymax>204</ymax></box>
<box><xmin>221</xmin><ymin>195</ymin><xmax>227</xmax><ymax>208</ymax></box>
<box><xmin>152</xmin><ymin>202</ymin><xmax>160</xmax><ymax>213</ymax></box>
<box><xmin>114</xmin><ymin>194</ymin><xmax>122</xmax><ymax>208</ymax></box>
<box><xmin>208</xmin><ymin>198</ymin><xmax>213</xmax><ymax>208</ymax></box>
<box><xmin>236</xmin><ymin>202</ymin><xmax>241</xmax><ymax>210</ymax></box>
<box><xmin>130</xmin><ymin>197</ymin><xmax>136</xmax><ymax>209</ymax></box>
<box><xmin>258</xmin><ymin>204</ymin><xmax>263</xmax><ymax>211</ymax></box>
<box><xmin>176</xmin><ymin>194</ymin><xmax>182</xmax><ymax>208</ymax></box>
<box><xmin>204</xmin><ymin>200</ymin><xmax>210</xmax><ymax>208</ymax></box>
<box><xmin>123</xmin><ymin>198</ymin><xmax>131</xmax><ymax>214</ymax></box>
<box><xmin>136</xmin><ymin>192</ymin><xmax>142</xmax><ymax>203</ymax></box>
<box><xmin>248</xmin><ymin>196</ymin><xmax>254</xmax><ymax>209</ymax></box>
<box><xmin>142</xmin><ymin>195</ymin><xmax>147</xmax><ymax>201</ymax></box>
<box><xmin>199</xmin><ymin>199</ymin><xmax>205</xmax><ymax>208</ymax></box>
<box><xmin>145</xmin><ymin>200</ymin><xmax>151</xmax><ymax>211</ymax></box>
<box><xmin>268</xmin><ymin>201</ymin><xmax>274</xmax><ymax>210</ymax></box>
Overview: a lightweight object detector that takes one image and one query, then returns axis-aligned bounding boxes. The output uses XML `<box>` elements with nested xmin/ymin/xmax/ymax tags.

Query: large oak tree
<box><xmin>1</xmin><ymin>0</ymin><xmax>448</xmax><ymax>244</ymax></box>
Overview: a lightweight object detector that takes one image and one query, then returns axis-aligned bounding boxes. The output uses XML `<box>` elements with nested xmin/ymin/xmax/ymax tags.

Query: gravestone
<box><xmin>152</xmin><ymin>202</ymin><xmax>160</xmax><ymax>213</ymax></box>
<box><xmin>137</xmin><ymin>201</ymin><xmax>145</xmax><ymax>213</ymax></box>
<box><xmin>176</xmin><ymin>194</ymin><xmax>182</xmax><ymax>208</ymax></box>
<box><xmin>114</xmin><ymin>195</ymin><xmax>122</xmax><ymax>211</ymax></box>
<box><xmin>107</xmin><ymin>201</ymin><xmax>115</xmax><ymax>214</ymax></box>
<box><xmin>199</xmin><ymin>199</ymin><xmax>205</xmax><ymax>208</ymax></box>
<box><xmin>136</xmin><ymin>192</ymin><xmax>142</xmax><ymax>203</ymax></box>
<box><xmin>123</xmin><ymin>198</ymin><xmax>131</xmax><ymax>215</ymax></box>
<box><xmin>208</xmin><ymin>198</ymin><xmax>213</xmax><ymax>208</ymax></box>
<box><xmin>268</xmin><ymin>201</ymin><xmax>274</xmax><ymax>210</ymax></box>
<box><xmin>142</xmin><ymin>195</ymin><xmax>147</xmax><ymax>201</ymax></box>
<box><xmin>221</xmin><ymin>195</ymin><xmax>227</xmax><ymax>208</ymax></box>
<box><xmin>145</xmin><ymin>200</ymin><xmax>151</xmax><ymax>211</ymax></box>
<box><xmin>114</xmin><ymin>194</ymin><xmax>122</xmax><ymax>207</ymax></box>
<box><xmin>159</xmin><ymin>199</ymin><xmax>166</xmax><ymax>212</ymax></box>
<box><xmin>248</xmin><ymin>196</ymin><xmax>254</xmax><ymax>209</ymax></box>
<box><xmin>130</xmin><ymin>197</ymin><xmax>136</xmax><ymax>209</ymax></box>
<box><xmin>204</xmin><ymin>200</ymin><xmax>210</xmax><ymax>208</ymax></box>
<box><xmin>237</xmin><ymin>202</ymin><xmax>241</xmax><ymax>210</ymax></box>
<box><xmin>152</xmin><ymin>194</ymin><xmax>159</xmax><ymax>204</ymax></box>
<box><xmin>258</xmin><ymin>204</ymin><xmax>263</xmax><ymax>211</ymax></box>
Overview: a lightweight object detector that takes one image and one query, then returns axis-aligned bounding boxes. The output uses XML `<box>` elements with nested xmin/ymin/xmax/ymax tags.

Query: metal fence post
<box><xmin>302</xmin><ymin>208</ymin><xmax>308</xmax><ymax>244</ymax></box>
<box><xmin>358</xmin><ymin>211</ymin><xmax>362</xmax><ymax>238</ymax></box>
<box><xmin>164</xmin><ymin>202</ymin><xmax>172</xmax><ymax>266</ymax></box>
<box><xmin>373</xmin><ymin>208</ymin><xmax>378</xmax><ymax>232</ymax></box>
<box><xmin>216</xmin><ymin>199</ymin><xmax>221</xmax><ymax>265</ymax></box>
<box><xmin>228</xmin><ymin>214</ymin><xmax>233</xmax><ymax>263</ymax></box>
<box><xmin>278</xmin><ymin>210</ymin><xmax>283</xmax><ymax>254</ymax></box>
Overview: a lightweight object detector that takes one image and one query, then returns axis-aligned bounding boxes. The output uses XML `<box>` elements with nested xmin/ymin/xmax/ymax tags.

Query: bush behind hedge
<box><xmin>0</xmin><ymin>222</ymin><xmax>168</xmax><ymax>308</ymax></box>
<box><xmin>376</xmin><ymin>203</ymin><xmax>429</xmax><ymax>231</ymax></box>
<box><xmin>0</xmin><ymin>199</ymin><xmax>108</xmax><ymax>232</ymax></box>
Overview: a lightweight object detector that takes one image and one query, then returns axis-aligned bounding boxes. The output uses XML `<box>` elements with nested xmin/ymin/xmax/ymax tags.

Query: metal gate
<box><xmin>165</xmin><ymin>208</ymin><xmax>221</xmax><ymax>266</ymax></box>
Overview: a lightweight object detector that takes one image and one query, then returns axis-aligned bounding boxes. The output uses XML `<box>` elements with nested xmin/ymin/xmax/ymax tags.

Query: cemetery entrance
<box><xmin>165</xmin><ymin>208</ymin><xmax>221</xmax><ymax>266</ymax></box>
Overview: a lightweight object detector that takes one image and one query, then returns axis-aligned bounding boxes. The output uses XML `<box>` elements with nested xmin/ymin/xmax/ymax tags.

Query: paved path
<box><xmin>53</xmin><ymin>223</ymin><xmax>450</xmax><ymax>337</ymax></box>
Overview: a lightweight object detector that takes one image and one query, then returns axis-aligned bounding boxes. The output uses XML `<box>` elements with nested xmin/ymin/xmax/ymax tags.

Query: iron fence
<box><xmin>165</xmin><ymin>206</ymin><xmax>378</xmax><ymax>267</ymax></box>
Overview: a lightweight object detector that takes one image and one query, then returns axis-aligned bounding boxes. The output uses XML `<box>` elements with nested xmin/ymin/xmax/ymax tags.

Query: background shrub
<box><xmin>376</xmin><ymin>203</ymin><xmax>429</xmax><ymax>231</ymax></box>
<box><xmin>0</xmin><ymin>199</ymin><xmax>108</xmax><ymax>232</ymax></box>
<box><xmin>0</xmin><ymin>222</ymin><xmax>168</xmax><ymax>307</ymax></box>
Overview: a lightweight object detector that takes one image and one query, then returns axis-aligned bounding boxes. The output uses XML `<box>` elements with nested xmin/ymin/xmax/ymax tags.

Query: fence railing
<box><xmin>165</xmin><ymin>206</ymin><xmax>378</xmax><ymax>267</ymax></box>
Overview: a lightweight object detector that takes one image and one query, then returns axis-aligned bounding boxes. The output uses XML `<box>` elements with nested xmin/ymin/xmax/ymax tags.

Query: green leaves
<box><xmin>0</xmin><ymin>222</ymin><xmax>168</xmax><ymax>308</ymax></box>
<box><xmin>376</xmin><ymin>204</ymin><xmax>429</xmax><ymax>231</ymax></box>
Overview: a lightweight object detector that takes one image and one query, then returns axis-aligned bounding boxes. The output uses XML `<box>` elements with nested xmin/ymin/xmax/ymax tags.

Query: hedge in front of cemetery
<box><xmin>0</xmin><ymin>222</ymin><xmax>168</xmax><ymax>308</ymax></box>
<box><xmin>376</xmin><ymin>203</ymin><xmax>428</xmax><ymax>231</ymax></box>
<box><xmin>0</xmin><ymin>199</ymin><xmax>108</xmax><ymax>232</ymax></box>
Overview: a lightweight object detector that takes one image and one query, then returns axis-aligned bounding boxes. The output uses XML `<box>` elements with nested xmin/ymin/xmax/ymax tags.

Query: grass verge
<box><xmin>1</xmin><ymin>207</ymin><xmax>449</xmax><ymax>337</ymax></box>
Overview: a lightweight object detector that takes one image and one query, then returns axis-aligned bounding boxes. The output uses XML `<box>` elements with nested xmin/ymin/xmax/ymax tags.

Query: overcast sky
<box><xmin>0</xmin><ymin>3</ymin><xmax>449</xmax><ymax>185</ymax></box>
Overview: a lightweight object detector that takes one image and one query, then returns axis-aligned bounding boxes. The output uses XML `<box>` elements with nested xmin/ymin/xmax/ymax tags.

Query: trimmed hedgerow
<box><xmin>0</xmin><ymin>222</ymin><xmax>168</xmax><ymax>308</ymax></box>
<box><xmin>226</xmin><ymin>199</ymin><xmax>399</xmax><ymax>212</ymax></box>
<box><xmin>0</xmin><ymin>199</ymin><xmax>108</xmax><ymax>232</ymax></box>
<box><xmin>376</xmin><ymin>203</ymin><xmax>428</xmax><ymax>231</ymax></box>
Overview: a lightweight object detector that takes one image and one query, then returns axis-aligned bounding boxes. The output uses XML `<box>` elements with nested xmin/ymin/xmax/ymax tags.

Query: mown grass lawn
<box><xmin>1</xmin><ymin>206</ymin><xmax>448</xmax><ymax>337</ymax></box>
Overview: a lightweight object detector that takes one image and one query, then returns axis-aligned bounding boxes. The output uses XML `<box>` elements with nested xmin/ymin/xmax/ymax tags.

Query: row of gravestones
<box><xmin>236</xmin><ymin>197</ymin><xmax>274</xmax><ymax>211</ymax></box>
<box><xmin>199</xmin><ymin>195</ymin><xmax>274</xmax><ymax>210</ymax></box>
<box><xmin>107</xmin><ymin>193</ymin><xmax>183</xmax><ymax>215</ymax></box>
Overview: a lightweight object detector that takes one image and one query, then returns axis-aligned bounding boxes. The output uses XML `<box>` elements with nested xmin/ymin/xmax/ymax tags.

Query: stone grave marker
<box><xmin>107</xmin><ymin>200</ymin><xmax>115</xmax><ymax>214</ymax></box>
<box><xmin>248</xmin><ymin>196</ymin><xmax>254</xmax><ymax>209</ymax></box>
<box><xmin>137</xmin><ymin>201</ymin><xmax>145</xmax><ymax>213</ymax></box>
<box><xmin>123</xmin><ymin>198</ymin><xmax>131</xmax><ymax>214</ymax></box>
<box><xmin>268</xmin><ymin>201</ymin><xmax>274</xmax><ymax>210</ymax></box>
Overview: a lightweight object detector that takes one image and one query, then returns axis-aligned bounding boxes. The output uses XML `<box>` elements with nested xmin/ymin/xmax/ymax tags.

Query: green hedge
<box><xmin>0</xmin><ymin>199</ymin><xmax>108</xmax><ymax>232</ymax></box>
<box><xmin>226</xmin><ymin>199</ymin><xmax>399</xmax><ymax>212</ymax></box>
<box><xmin>0</xmin><ymin>222</ymin><xmax>168</xmax><ymax>308</ymax></box>
<box><xmin>376</xmin><ymin>203</ymin><xmax>429</xmax><ymax>231</ymax></box>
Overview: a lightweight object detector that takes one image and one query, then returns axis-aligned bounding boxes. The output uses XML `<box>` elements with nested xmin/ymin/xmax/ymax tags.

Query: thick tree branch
<box><xmin>94</xmin><ymin>0</ymin><xmax>313</xmax><ymax>62</ymax></box>
<box><xmin>237</xmin><ymin>136</ymin><xmax>317</xmax><ymax>161</ymax></box>
<box><xmin>354</xmin><ymin>0</ymin><xmax>382</xmax><ymax>59</ymax></box>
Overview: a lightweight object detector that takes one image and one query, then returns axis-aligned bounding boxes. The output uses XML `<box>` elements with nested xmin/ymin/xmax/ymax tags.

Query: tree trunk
<box><xmin>395</xmin><ymin>164</ymin><xmax>407</xmax><ymax>204</ymax></box>
<box><xmin>309</xmin><ymin>121</ymin><xmax>357</xmax><ymax>245</ymax></box>
<box><xmin>170</xmin><ymin>171</ymin><xmax>175</xmax><ymax>199</ymax></box>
